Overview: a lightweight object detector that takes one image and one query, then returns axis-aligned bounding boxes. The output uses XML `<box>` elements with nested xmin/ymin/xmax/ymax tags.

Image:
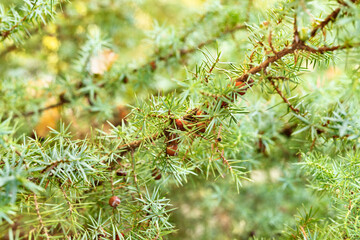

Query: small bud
<box><xmin>261</xmin><ymin>21</ymin><xmax>270</xmax><ymax>28</ymax></box>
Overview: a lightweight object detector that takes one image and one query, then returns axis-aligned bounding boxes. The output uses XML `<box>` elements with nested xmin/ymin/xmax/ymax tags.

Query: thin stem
<box><xmin>131</xmin><ymin>150</ymin><xmax>143</xmax><ymax>200</ymax></box>
<box><xmin>33</xmin><ymin>194</ymin><xmax>50</xmax><ymax>240</ymax></box>
<box><xmin>269</xmin><ymin>79</ymin><xmax>300</xmax><ymax>114</ymax></box>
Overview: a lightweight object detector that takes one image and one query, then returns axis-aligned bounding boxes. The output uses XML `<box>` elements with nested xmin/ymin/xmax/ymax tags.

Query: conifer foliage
<box><xmin>1</xmin><ymin>0</ymin><xmax>360</xmax><ymax>239</ymax></box>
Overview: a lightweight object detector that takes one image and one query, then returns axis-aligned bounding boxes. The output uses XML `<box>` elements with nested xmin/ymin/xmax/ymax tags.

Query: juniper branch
<box><xmin>114</xmin><ymin>3</ymin><xmax>360</xmax><ymax>155</ymax></box>
<box><xmin>15</xmin><ymin>24</ymin><xmax>247</xmax><ymax>119</ymax></box>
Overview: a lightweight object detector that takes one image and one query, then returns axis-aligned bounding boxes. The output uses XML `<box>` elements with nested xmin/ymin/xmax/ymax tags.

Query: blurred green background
<box><xmin>0</xmin><ymin>0</ymin><xmax>344</xmax><ymax>239</ymax></box>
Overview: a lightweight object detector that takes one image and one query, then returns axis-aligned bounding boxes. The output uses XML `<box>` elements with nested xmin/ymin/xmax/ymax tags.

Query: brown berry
<box><xmin>152</xmin><ymin>168</ymin><xmax>162</xmax><ymax>180</ymax></box>
<box><xmin>166</xmin><ymin>144</ymin><xmax>178</xmax><ymax>156</ymax></box>
<box><xmin>235</xmin><ymin>81</ymin><xmax>245</xmax><ymax>88</ymax></box>
<box><xmin>149</xmin><ymin>61</ymin><xmax>157</xmax><ymax>71</ymax></box>
<box><xmin>196</xmin><ymin>122</ymin><xmax>206</xmax><ymax>133</ymax></box>
<box><xmin>109</xmin><ymin>196</ymin><xmax>121</xmax><ymax>208</ymax></box>
<box><xmin>221</xmin><ymin>101</ymin><xmax>229</xmax><ymax>107</ymax></box>
<box><xmin>261</xmin><ymin>21</ymin><xmax>270</xmax><ymax>28</ymax></box>
<box><xmin>116</xmin><ymin>233</ymin><xmax>125</xmax><ymax>240</ymax></box>
<box><xmin>235</xmin><ymin>81</ymin><xmax>247</xmax><ymax>95</ymax></box>
<box><xmin>116</xmin><ymin>169</ymin><xmax>127</xmax><ymax>177</ymax></box>
<box><xmin>175</xmin><ymin>119</ymin><xmax>187</xmax><ymax>131</ymax></box>
<box><xmin>121</xmin><ymin>75</ymin><xmax>128</xmax><ymax>84</ymax></box>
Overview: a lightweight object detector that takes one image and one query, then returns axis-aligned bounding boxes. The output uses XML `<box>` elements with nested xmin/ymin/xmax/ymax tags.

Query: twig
<box><xmin>111</xmin><ymin>175</ymin><xmax>115</xmax><ymax>196</ymax></box>
<box><xmin>33</xmin><ymin>194</ymin><xmax>50</xmax><ymax>240</ymax></box>
<box><xmin>15</xmin><ymin>101</ymin><xmax>66</xmax><ymax>118</ymax></box>
<box><xmin>297</xmin><ymin>43</ymin><xmax>360</xmax><ymax>53</ymax></box>
<box><xmin>0</xmin><ymin>44</ymin><xmax>18</xmax><ymax>58</ymax></box>
<box><xmin>309</xmin><ymin>7</ymin><xmax>341</xmax><ymax>39</ymax></box>
<box><xmin>118</xmin><ymin>133</ymin><xmax>161</xmax><ymax>153</ymax></box>
<box><xmin>310</xmin><ymin>137</ymin><xmax>317</xmax><ymax>151</ymax></box>
<box><xmin>157</xmin><ymin>24</ymin><xmax>246</xmax><ymax>64</ymax></box>
<box><xmin>41</xmin><ymin>159</ymin><xmax>71</xmax><ymax>174</ymax></box>
<box><xmin>131</xmin><ymin>150</ymin><xmax>143</xmax><ymax>200</ymax></box>
<box><xmin>204</xmin><ymin>53</ymin><xmax>221</xmax><ymax>82</ymax></box>
<box><xmin>218</xmin><ymin>149</ymin><xmax>232</xmax><ymax>172</ymax></box>
<box><xmin>268</xmin><ymin>30</ymin><xmax>277</xmax><ymax>55</ymax></box>
<box><xmin>60</xmin><ymin>185</ymin><xmax>73</xmax><ymax>214</ymax></box>
<box><xmin>293</xmin><ymin>13</ymin><xmax>300</xmax><ymax>44</ymax></box>
<box><xmin>269</xmin><ymin>79</ymin><xmax>300</xmax><ymax>114</ymax></box>
<box><xmin>299</xmin><ymin>226</ymin><xmax>308</xmax><ymax>240</ymax></box>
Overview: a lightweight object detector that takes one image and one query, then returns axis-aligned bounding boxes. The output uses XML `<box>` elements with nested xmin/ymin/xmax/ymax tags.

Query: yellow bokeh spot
<box><xmin>47</xmin><ymin>23</ymin><xmax>57</xmax><ymax>34</ymax></box>
<box><xmin>76</xmin><ymin>26</ymin><xmax>85</xmax><ymax>35</ymax></box>
<box><xmin>181</xmin><ymin>0</ymin><xmax>205</xmax><ymax>8</ymax></box>
<box><xmin>48</xmin><ymin>54</ymin><xmax>59</xmax><ymax>66</ymax></box>
<box><xmin>74</xmin><ymin>2</ymin><xmax>88</xmax><ymax>16</ymax></box>
<box><xmin>253</xmin><ymin>0</ymin><xmax>278</xmax><ymax>10</ymax></box>
<box><xmin>42</xmin><ymin>36</ymin><xmax>60</xmax><ymax>51</ymax></box>
<box><xmin>135</xmin><ymin>8</ymin><xmax>153</xmax><ymax>30</ymax></box>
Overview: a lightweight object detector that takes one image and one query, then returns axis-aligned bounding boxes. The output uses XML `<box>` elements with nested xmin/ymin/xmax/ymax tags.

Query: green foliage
<box><xmin>0</xmin><ymin>0</ymin><xmax>360</xmax><ymax>239</ymax></box>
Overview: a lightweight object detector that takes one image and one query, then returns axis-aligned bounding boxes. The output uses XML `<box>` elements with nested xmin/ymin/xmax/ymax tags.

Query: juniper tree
<box><xmin>1</xmin><ymin>0</ymin><xmax>360</xmax><ymax>239</ymax></box>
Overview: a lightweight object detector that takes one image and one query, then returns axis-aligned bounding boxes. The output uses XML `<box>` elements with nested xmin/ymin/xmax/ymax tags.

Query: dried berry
<box><xmin>221</xmin><ymin>101</ymin><xmax>229</xmax><ymax>107</ymax></box>
<box><xmin>116</xmin><ymin>169</ymin><xmax>127</xmax><ymax>177</ymax></box>
<box><xmin>166</xmin><ymin>144</ymin><xmax>178</xmax><ymax>156</ymax></box>
<box><xmin>196</xmin><ymin>122</ymin><xmax>207</xmax><ymax>133</ymax></box>
<box><xmin>109</xmin><ymin>196</ymin><xmax>121</xmax><ymax>208</ymax></box>
<box><xmin>149</xmin><ymin>61</ymin><xmax>157</xmax><ymax>71</ymax></box>
<box><xmin>175</xmin><ymin>119</ymin><xmax>186</xmax><ymax>131</ymax></box>
<box><xmin>121</xmin><ymin>74</ymin><xmax>128</xmax><ymax>84</ymax></box>
<box><xmin>152</xmin><ymin>168</ymin><xmax>162</xmax><ymax>180</ymax></box>
<box><xmin>116</xmin><ymin>233</ymin><xmax>125</xmax><ymax>240</ymax></box>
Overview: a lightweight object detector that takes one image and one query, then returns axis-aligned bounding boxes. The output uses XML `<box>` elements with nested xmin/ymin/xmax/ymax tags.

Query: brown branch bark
<box><xmin>309</xmin><ymin>7</ymin><xmax>341</xmax><ymax>39</ymax></box>
<box><xmin>40</xmin><ymin>159</ymin><xmax>71</xmax><ymax>174</ymax></box>
<box><xmin>15</xmin><ymin>101</ymin><xmax>66</xmax><ymax>119</ymax></box>
<box><xmin>269</xmin><ymin>79</ymin><xmax>300</xmax><ymax>114</ymax></box>
<box><xmin>309</xmin><ymin>0</ymin><xmax>358</xmax><ymax>39</ymax></box>
<box><xmin>155</xmin><ymin>24</ymin><xmax>246</xmax><ymax>66</ymax></box>
<box><xmin>118</xmin><ymin>133</ymin><xmax>161</xmax><ymax>153</ymax></box>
